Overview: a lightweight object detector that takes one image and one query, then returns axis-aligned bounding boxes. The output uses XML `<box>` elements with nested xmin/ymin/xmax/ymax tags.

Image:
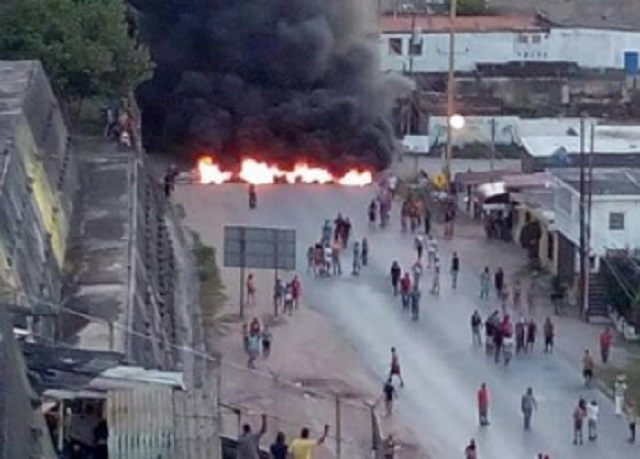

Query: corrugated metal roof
<box><xmin>379</xmin><ymin>13</ymin><xmax>544</xmax><ymax>34</ymax></box>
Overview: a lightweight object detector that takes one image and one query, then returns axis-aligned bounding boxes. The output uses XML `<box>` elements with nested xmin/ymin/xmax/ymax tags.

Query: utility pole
<box><xmin>490</xmin><ymin>117</ymin><xmax>496</xmax><ymax>173</ymax></box>
<box><xmin>444</xmin><ymin>0</ymin><xmax>457</xmax><ymax>184</ymax></box>
<box><xmin>586</xmin><ymin>122</ymin><xmax>595</xmax><ymax>318</ymax></box>
<box><xmin>578</xmin><ymin>117</ymin><xmax>587</xmax><ymax>317</ymax></box>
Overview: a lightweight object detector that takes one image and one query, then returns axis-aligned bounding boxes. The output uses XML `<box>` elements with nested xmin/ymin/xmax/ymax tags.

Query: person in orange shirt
<box><xmin>288</xmin><ymin>425</ymin><xmax>329</xmax><ymax>459</ymax></box>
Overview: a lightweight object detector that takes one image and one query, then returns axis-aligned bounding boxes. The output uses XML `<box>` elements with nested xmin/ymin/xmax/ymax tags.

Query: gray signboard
<box><xmin>223</xmin><ymin>226</ymin><xmax>296</xmax><ymax>271</ymax></box>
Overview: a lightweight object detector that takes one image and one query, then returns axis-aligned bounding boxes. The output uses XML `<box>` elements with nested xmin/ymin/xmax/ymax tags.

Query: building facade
<box><xmin>379</xmin><ymin>14</ymin><xmax>640</xmax><ymax>73</ymax></box>
<box><xmin>552</xmin><ymin>169</ymin><xmax>640</xmax><ymax>274</ymax></box>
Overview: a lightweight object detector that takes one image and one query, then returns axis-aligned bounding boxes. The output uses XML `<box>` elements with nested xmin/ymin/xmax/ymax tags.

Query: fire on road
<box><xmin>195</xmin><ymin>156</ymin><xmax>373</xmax><ymax>186</ymax></box>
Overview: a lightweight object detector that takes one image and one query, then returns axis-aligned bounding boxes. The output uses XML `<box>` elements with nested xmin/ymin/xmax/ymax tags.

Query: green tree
<box><xmin>0</xmin><ymin>0</ymin><xmax>151</xmax><ymax>111</ymax></box>
<box><xmin>450</xmin><ymin>0</ymin><xmax>487</xmax><ymax>15</ymax></box>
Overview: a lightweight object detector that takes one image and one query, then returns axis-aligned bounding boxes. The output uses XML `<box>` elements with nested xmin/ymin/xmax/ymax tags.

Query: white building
<box><xmin>379</xmin><ymin>14</ymin><xmax>640</xmax><ymax>73</ymax></box>
<box><xmin>551</xmin><ymin>168</ymin><xmax>640</xmax><ymax>275</ymax></box>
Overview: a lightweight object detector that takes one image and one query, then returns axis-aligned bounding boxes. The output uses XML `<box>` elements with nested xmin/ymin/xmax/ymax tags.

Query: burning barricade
<box><xmin>193</xmin><ymin>156</ymin><xmax>373</xmax><ymax>186</ymax></box>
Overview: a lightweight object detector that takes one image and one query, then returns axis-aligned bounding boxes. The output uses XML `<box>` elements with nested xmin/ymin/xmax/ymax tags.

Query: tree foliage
<box><xmin>0</xmin><ymin>0</ymin><xmax>151</xmax><ymax>103</ymax></box>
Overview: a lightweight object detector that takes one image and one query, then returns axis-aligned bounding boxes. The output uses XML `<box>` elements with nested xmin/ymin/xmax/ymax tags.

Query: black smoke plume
<box><xmin>133</xmin><ymin>0</ymin><xmax>411</xmax><ymax>172</ymax></box>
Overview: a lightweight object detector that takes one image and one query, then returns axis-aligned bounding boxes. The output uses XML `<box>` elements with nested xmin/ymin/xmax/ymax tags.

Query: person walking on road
<box><xmin>512</xmin><ymin>280</ymin><xmax>522</xmax><ymax>311</ymax></box>
<box><xmin>382</xmin><ymin>434</ymin><xmax>398</xmax><ymax>459</ymax></box>
<box><xmin>352</xmin><ymin>241</ymin><xmax>361</xmax><ymax>275</ymax></box>
<box><xmin>237</xmin><ymin>413</ymin><xmax>267</xmax><ymax>459</ymax></box>
<box><xmin>526</xmin><ymin>281</ymin><xmax>536</xmax><ymax>315</ymax></box>
<box><xmin>587</xmin><ymin>399</ymin><xmax>599</xmax><ymax>441</ymax></box>
<box><xmin>423</xmin><ymin>207</ymin><xmax>431</xmax><ymax>236</ymax></box>
<box><xmin>582</xmin><ymin>349</ymin><xmax>595</xmax><ymax>387</ymax></box>
<box><xmin>450</xmin><ymin>252</ymin><xmax>460</xmax><ymax>289</ymax></box>
<box><xmin>543</xmin><ymin>317</ymin><xmax>555</xmax><ymax>353</ymax></box>
<box><xmin>331</xmin><ymin>237</ymin><xmax>342</xmax><ymax>276</ymax></box>
<box><xmin>289</xmin><ymin>425</ymin><xmax>329</xmax><ymax>459</ymax></box>
<box><xmin>389</xmin><ymin>347</ymin><xmax>404</xmax><ymax>387</ymax></box>
<box><xmin>412</xmin><ymin>260</ymin><xmax>424</xmax><ymax>290</ymax></box>
<box><xmin>615</xmin><ymin>374</ymin><xmax>628</xmax><ymax>416</ymax></box>
<box><xmin>400</xmin><ymin>273</ymin><xmax>411</xmax><ymax>309</ymax></box>
<box><xmin>261</xmin><ymin>326</ymin><xmax>272</xmax><ymax>358</ymax></box>
<box><xmin>494</xmin><ymin>267</ymin><xmax>504</xmax><ymax>299</ymax></box>
<box><xmin>526</xmin><ymin>318</ymin><xmax>537</xmax><ymax>352</ymax></box>
<box><xmin>410</xmin><ymin>285</ymin><xmax>421</xmax><ymax>321</ymax></box>
<box><xmin>599</xmin><ymin>327</ymin><xmax>614</xmax><ymax>364</ymax></box>
<box><xmin>464</xmin><ymin>439</ymin><xmax>477</xmax><ymax>459</ymax></box>
<box><xmin>246</xmin><ymin>273</ymin><xmax>256</xmax><ymax>306</ymax></box>
<box><xmin>477</xmin><ymin>383</ymin><xmax>490</xmax><ymax>426</ymax></box>
<box><xmin>627</xmin><ymin>401</ymin><xmax>637</xmax><ymax>443</ymax></box>
<box><xmin>430</xmin><ymin>258</ymin><xmax>441</xmax><ymax>295</ymax></box>
<box><xmin>426</xmin><ymin>234</ymin><xmax>438</xmax><ymax>268</ymax></box>
<box><xmin>479</xmin><ymin>267</ymin><xmax>491</xmax><ymax>300</ymax></box>
<box><xmin>383</xmin><ymin>378</ymin><xmax>396</xmax><ymax>416</ymax></box>
<box><xmin>573</xmin><ymin>398</ymin><xmax>587</xmax><ymax>445</ymax></box>
<box><xmin>521</xmin><ymin>387</ymin><xmax>538</xmax><ymax>431</ymax></box>
<box><xmin>361</xmin><ymin>238</ymin><xmax>369</xmax><ymax>266</ymax></box>
<box><xmin>471</xmin><ymin>310</ymin><xmax>482</xmax><ymax>346</ymax></box>
<box><xmin>390</xmin><ymin>261</ymin><xmax>402</xmax><ymax>295</ymax></box>
<box><xmin>415</xmin><ymin>235</ymin><xmax>424</xmax><ymax>260</ymax></box>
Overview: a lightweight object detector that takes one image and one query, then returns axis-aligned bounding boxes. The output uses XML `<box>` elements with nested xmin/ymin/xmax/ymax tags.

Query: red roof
<box><xmin>379</xmin><ymin>14</ymin><xmax>544</xmax><ymax>34</ymax></box>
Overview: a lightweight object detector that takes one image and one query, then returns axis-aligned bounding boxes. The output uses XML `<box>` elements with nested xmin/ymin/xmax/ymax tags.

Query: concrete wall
<box><xmin>380</xmin><ymin>28</ymin><xmax>640</xmax><ymax>72</ymax></box>
<box><xmin>0</xmin><ymin>61</ymin><xmax>76</xmax><ymax>337</ymax></box>
<box><xmin>0</xmin><ymin>308</ymin><xmax>57</xmax><ymax>459</ymax></box>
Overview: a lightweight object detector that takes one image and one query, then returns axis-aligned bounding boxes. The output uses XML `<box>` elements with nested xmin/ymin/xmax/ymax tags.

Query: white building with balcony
<box><xmin>379</xmin><ymin>14</ymin><xmax>640</xmax><ymax>73</ymax></box>
<box><xmin>551</xmin><ymin>168</ymin><xmax>640</xmax><ymax>276</ymax></box>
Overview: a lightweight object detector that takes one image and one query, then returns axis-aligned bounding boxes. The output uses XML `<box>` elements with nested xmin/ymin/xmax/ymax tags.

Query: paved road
<box><xmin>177</xmin><ymin>183</ymin><xmax>637</xmax><ymax>459</ymax></box>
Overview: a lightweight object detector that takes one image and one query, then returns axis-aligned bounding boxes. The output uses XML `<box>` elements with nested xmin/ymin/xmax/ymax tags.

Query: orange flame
<box><xmin>196</xmin><ymin>156</ymin><xmax>232</xmax><ymax>184</ymax></box>
<box><xmin>337</xmin><ymin>170</ymin><xmax>373</xmax><ymax>187</ymax></box>
<box><xmin>196</xmin><ymin>156</ymin><xmax>372</xmax><ymax>186</ymax></box>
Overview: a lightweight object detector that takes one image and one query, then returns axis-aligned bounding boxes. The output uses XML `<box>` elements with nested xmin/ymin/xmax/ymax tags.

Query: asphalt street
<box><xmin>177</xmin><ymin>183</ymin><xmax>638</xmax><ymax>459</ymax></box>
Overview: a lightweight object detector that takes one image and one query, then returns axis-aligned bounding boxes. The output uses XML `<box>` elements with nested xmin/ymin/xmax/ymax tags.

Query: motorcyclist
<box><xmin>249</xmin><ymin>184</ymin><xmax>257</xmax><ymax>209</ymax></box>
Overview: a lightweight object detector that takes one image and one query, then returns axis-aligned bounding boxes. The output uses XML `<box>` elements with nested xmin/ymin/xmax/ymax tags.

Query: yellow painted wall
<box><xmin>13</xmin><ymin>117</ymin><xmax>67</xmax><ymax>266</ymax></box>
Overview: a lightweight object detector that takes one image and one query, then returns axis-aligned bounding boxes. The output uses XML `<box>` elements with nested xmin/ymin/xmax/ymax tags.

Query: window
<box><xmin>517</xmin><ymin>34</ymin><xmax>529</xmax><ymax>44</ymax></box>
<box><xmin>388</xmin><ymin>38</ymin><xmax>403</xmax><ymax>56</ymax></box>
<box><xmin>609</xmin><ymin>212</ymin><xmax>625</xmax><ymax>230</ymax></box>
<box><xmin>532</xmin><ymin>35</ymin><xmax>542</xmax><ymax>44</ymax></box>
<box><xmin>409</xmin><ymin>40</ymin><xmax>423</xmax><ymax>56</ymax></box>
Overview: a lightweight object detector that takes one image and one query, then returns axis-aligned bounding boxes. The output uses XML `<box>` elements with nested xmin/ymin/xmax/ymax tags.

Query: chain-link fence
<box><xmin>218</xmin><ymin>361</ymin><xmax>382</xmax><ymax>458</ymax></box>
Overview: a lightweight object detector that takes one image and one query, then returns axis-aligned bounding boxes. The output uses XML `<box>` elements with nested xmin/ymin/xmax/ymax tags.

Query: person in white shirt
<box><xmin>426</xmin><ymin>235</ymin><xmax>438</xmax><ymax>268</ymax></box>
<box><xmin>587</xmin><ymin>399</ymin><xmax>599</xmax><ymax>441</ymax></box>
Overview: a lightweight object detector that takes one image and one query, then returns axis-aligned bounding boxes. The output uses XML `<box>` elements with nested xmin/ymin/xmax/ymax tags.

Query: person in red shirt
<box><xmin>599</xmin><ymin>327</ymin><xmax>614</xmax><ymax>364</ymax></box>
<box><xmin>477</xmin><ymin>383</ymin><xmax>490</xmax><ymax>426</ymax></box>
<box><xmin>400</xmin><ymin>273</ymin><xmax>411</xmax><ymax>309</ymax></box>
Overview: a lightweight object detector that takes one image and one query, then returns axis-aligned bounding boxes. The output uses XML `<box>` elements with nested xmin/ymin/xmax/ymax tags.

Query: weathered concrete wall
<box><xmin>0</xmin><ymin>308</ymin><xmax>57</xmax><ymax>459</ymax></box>
<box><xmin>0</xmin><ymin>62</ymin><xmax>76</xmax><ymax>334</ymax></box>
<box><xmin>61</xmin><ymin>149</ymin><xmax>178</xmax><ymax>368</ymax></box>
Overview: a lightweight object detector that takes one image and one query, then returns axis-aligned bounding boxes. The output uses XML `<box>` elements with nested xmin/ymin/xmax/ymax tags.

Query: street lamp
<box><xmin>449</xmin><ymin>114</ymin><xmax>465</xmax><ymax>130</ymax></box>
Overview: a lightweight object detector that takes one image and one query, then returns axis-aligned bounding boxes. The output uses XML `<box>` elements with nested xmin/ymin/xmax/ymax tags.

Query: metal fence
<box><xmin>218</xmin><ymin>361</ymin><xmax>382</xmax><ymax>458</ymax></box>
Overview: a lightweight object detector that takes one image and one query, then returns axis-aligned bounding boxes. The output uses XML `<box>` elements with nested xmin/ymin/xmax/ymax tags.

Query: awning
<box><xmin>503</xmin><ymin>172</ymin><xmax>553</xmax><ymax>188</ymax></box>
<box><xmin>456</xmin><ymin>170</ymin><xmax>521</xmax><ymax>187</ymax></box>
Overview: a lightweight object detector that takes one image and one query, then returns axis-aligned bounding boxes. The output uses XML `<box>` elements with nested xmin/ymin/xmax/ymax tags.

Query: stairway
<box><xmin>588</xmin><ymin>273</ymin><xmax>610</xmax><ymax>319</ymax></box>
